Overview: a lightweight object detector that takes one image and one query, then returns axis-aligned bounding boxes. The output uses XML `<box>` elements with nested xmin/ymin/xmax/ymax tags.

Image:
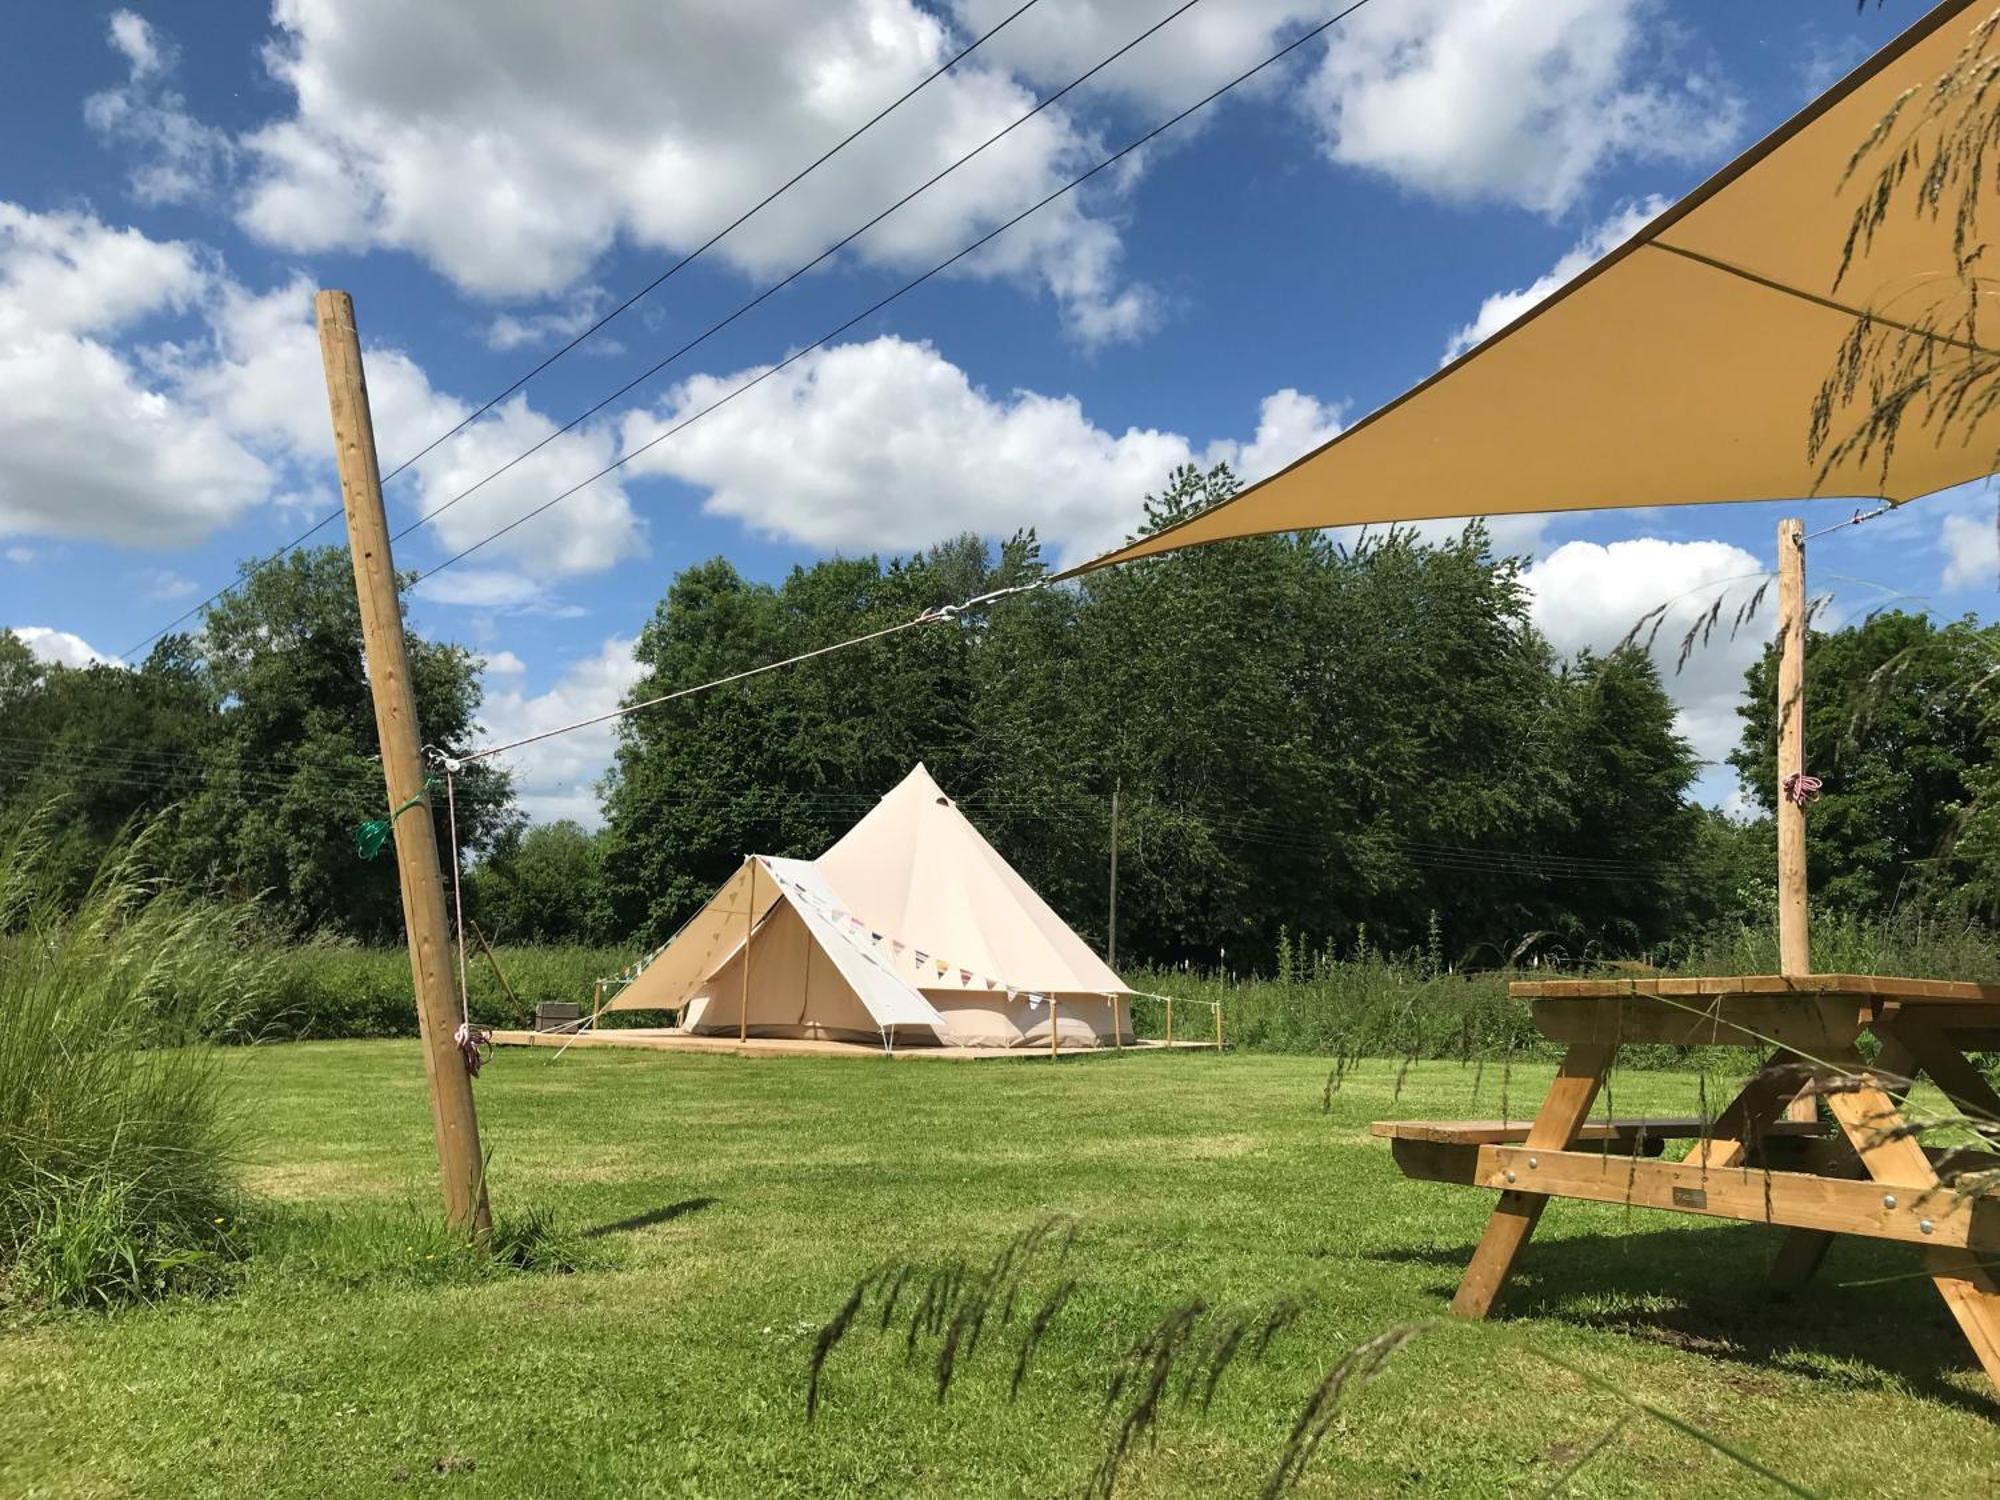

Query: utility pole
<box><xmin>1107</xmin><ymin>778</ymin><xmax>1121</xmax><ymax>969</ymax></box>
<box><xmin>315</xmin><ymin>290</ymin><xmax>492</xmax><ymax>1241</ymax></box>
<box><xmin>1776</xmin><ymin>517</ymin><xmax>1818</xmax><ymax>1124</ymax></box>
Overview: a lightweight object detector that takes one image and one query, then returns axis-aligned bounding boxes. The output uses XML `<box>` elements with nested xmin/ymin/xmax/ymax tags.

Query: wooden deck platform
<box><xmin>488</xmin><ymin>1027</ymin><xmax>1217</xmax><ymax>1061</ymax></box>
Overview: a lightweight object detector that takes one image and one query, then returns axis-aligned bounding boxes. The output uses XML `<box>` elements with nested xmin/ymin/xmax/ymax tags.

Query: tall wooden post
<box><xmin>314</xmin><ymin>290</ymin><xmax>491</xmax><ymax>1241</ymax></box>
<box><xmin>1776</xmin><ymin>518</ymin><xmax>1817</xmax><ymax>1123</ymax></box>
<box><xmin>1107</xmin><ymin>779</ymin><xmax>1121</xmax><ymax>969</ymax></box>
<box><xmin>739</xmin><ymin>860</ymin><xmax>754</xmax><ymax>1043</ymax></box>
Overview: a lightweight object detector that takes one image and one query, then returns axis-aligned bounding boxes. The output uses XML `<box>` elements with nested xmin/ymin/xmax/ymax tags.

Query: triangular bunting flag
<box><xmin>957</xmin><ymin>968</ymin><xmax>973</xmax><ymax>985</ymax></box>
<box><xmin>913</xmin><ymin>949</ymin><xmax>929</xmax><ymax>967</ymax></box>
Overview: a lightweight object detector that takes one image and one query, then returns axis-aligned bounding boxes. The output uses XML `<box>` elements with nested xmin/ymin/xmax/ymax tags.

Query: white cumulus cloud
<box><xmin>11</xmin><ymin>625</ymin><xmax>122</xmax><ymax>669</ymax></box>
<box><xmin>477</xmin><ymin>636</ymin><xmax>645</xmax><ymax>825</ymax></box>
<box><xmin>86</xmin><ymin>10</ymin><xmax>236</xmax><ymax>206</ymax></box>
<box><xmin>0</xmin><ymin>202</ymin><xmax>644</xmax><ymax>584</ymax></box>
<box><xmin>1304</xmin><ymin>0</ymin><xmax>1737</xmax><ymax>217</ymax></box>
<box><xmin>619</xmin><ymin>335</ymin><xmax>1338</xmax><ymax>563</ymax></box>
<box><xmin>0</xmin><ymin>204</ymin><xmax>271</xmax><ymax>547</ymax></box>
<box><xmin>1941</xmin><ymin>503</ymin><xmax>1996</xmax><ymax>593</ymax></box>
<box><xmin>1523</xmin><ymin>537</ymin><xmax>1769</xmax><ymax>776</ymax></box>
<box><xmin>236</xmin><ymin>0</ymin><xmax>1155</xmax><ymax>342</ymax></box>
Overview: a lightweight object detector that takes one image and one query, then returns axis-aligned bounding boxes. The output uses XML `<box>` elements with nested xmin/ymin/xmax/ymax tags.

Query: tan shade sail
<box><xmin>1064</xmin><ymin>0</ymin><xmax>1996</xmax><ymax>578</ymax></box>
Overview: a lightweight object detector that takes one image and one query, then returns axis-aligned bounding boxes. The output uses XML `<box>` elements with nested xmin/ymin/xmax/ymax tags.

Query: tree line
<box><xmin>4</xmin><ymin>463</ymin><xmax>1993</xmax><ymax>967</ymax></box>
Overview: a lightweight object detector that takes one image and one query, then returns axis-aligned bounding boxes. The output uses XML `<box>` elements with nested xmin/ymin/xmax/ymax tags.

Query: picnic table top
<box><xmin>1508</xmin><ymin>972</ymin><xmax>2000</xmax><ymax>1005</ymax></box>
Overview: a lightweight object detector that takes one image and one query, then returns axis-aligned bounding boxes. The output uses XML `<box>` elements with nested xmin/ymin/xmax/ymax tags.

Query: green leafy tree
<box><xmin>1730</xmin><ymin>611</ymin><xmax>1995</xmax><ymax>914</ymax></box>
<box><xmin>469</xmin><ymin>819</ymin><xmax>606</xmax><ymax>944</ymax></box>
<box><xmin>598</xmin><ymin>463</ymin><xmax>1713</xmax><ymax>967</ymax></box>
<box><xmin>0</xmin><ymin>631</ymin><xmax>218</xmax><ymax>899</ymax></box>
<box><xmin>173</xmin><ymin>548</ymin><xmax>512</xmax><ymax>937</ymax></box>
<box><xmin>597</xmin><ymin>540</ymin><xmax>1001</xmax><ymax>942</ymax></box>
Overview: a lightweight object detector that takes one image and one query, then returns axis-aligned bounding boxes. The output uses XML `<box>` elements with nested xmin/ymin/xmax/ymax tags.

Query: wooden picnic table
<box><xmin>1374</xmin><ymin>972</ymin><xmax>2000</xmax><ymax>1393</ymax></box>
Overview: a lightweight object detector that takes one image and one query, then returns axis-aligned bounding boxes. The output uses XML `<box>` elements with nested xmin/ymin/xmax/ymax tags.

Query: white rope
<box><xmin>443</xmin><ymin>764</ymin><xmax>470</xmax><ymax>1028</ymax></box>
<box><xmin>429</xmin><ymin>749</ymin><xmax>490</xmax><ymax>1077</ymax></box>
<box><xmin>455</xmin><ymin>579</ymin><xmax>1045</xmax><ymax>767</ymax></box>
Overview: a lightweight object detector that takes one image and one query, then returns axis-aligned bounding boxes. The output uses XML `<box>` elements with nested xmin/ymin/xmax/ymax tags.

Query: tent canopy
<box><xmin>604</xmin><ymin>765</ymin><xmax>1130</xmax><ymax>1047</ymax></box>
<box><xmin>607</xmin><ymin>854</ymin><xmax>946</xmax><ymax>1034</ymax></box>
<box><xmin>817</xmin><ymin>764</ymin><xmax>1128</xmax><ymax>997</ymax></box>
<box><xmin>1064</xmin><ymin>0</ymin><xmax>1996</xmax><ymax>577</ymax></box>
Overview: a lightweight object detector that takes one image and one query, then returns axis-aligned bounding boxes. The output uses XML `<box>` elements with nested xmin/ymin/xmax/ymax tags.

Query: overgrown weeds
<box><xmin>0</xmin><ymin>805</ymin><xmax>266</xmax><ymax>1309</ymax></box>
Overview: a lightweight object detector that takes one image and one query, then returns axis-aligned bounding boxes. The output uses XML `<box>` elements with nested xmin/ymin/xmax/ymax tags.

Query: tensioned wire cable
<box><xmin>115</xmin><ymin>0</ymin><xmax>1050</xmax><ymax>662</ymax></box>
<box><xmin>406</xmin><ymin>0</ymin><xmax>1382</xmax><ymax>589</ymax></box>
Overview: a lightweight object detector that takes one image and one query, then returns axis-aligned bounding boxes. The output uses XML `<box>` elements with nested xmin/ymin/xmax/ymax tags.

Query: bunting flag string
<box><xmin>762</xmin><ymin>867</ymin><xmax>1062</xmax><ymax>1006</ymax></box>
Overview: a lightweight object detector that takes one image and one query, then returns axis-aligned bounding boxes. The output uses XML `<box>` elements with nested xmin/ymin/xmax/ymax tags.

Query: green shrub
<box><xmin>1132</xmin><ymin>911</ymin><xmax>2000</xmax><ymax>1068</ymax></box>
<box><xmin>231</xmin><ymin>939</ymin><xmax>628</xmax><ymax>1040</ymax></box>
<box><xmin>0</xmin><ymin>809</ymin><xmax>261</xmax><ymax>1309</ymax></box>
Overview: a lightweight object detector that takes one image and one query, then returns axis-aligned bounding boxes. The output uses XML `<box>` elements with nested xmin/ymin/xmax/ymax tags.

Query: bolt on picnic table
<box><xmin>1373</xmin><ymin>972</ymin><xmax>2000</xmax><ymax>1394</ymax></box>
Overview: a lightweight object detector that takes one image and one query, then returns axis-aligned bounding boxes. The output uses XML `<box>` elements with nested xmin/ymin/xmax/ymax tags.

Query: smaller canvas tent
<box><xmin>607</xmin><ymin>766</ymin><xmax>1133</xmax><ymax>1048</ymax></box>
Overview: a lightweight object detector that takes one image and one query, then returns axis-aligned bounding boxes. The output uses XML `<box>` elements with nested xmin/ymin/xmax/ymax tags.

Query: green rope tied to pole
<box><xmin>354</xmin><ymin>776</ymin><xmax>439</xmax><ymax>860</ymax></box>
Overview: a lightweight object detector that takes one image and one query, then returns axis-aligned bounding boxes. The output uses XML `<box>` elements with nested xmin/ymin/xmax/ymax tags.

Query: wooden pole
<box><xmin>739</xmin><ymin>859</ymin><xmax>754</xmax><ymax>1043</ymax></box>
<box><xmin>1112</xmin><ymin>994</ymin><xmax>1123</xmax><ymax>1051</ymax></box>
<box><xmin>469</xmin><ymin>920</ymin><xmax>523</xmax><ymax>1021</ymax></box>
<box><xmin>1165</xmin><ymin>995</ymin><xmax>1174</xmax><ymax>1048</ymax></box>
<box><xmin>1107</xmin><ymin>778</ymin><xmax>1120</xmax><ymax>969</ymax></box>
<box><xmin>1050</xmin><ymin>997</ymin><xmax>1060</xmax><ymax>1060</ymax></box>
<box><xmin>314</xmin><ymin>290</ymin><xmax>491</xmax><ymax>1242</ymax></box>
<box><xmin>1776</xmin><ymin>517</ymin><xmax>1818</xmax><ymax>1124</ymax></box>
<box><xmin>1214</xmin><ymin>1001</ymin><xmax>1222</xmax><ymax>1052</ymax></box>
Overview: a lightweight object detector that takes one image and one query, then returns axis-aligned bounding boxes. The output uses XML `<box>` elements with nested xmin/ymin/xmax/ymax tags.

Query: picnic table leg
<box><xmin>1685</xmin><ymin>1049</ymin><xmax>1815</xmax><ymax>1172</ymax></box>
<box><xmin>1450</xmin><ymin>1042</ymin><xmax>1617</xmax><ymax>1320</ymax></box>
<box><xmin>1878</xmin><ymin>1021</ymin><xmax>2000</xmax><ymax>1127</ymax></box>
<box><xmin>1766</xmin><ymin>1035</ymin><xmax>1916</xmax><ymax>1297</ymax></box>
<box><xmin>1819</xmin><ymin>1046</ymin><xmax>2000</xmax><ymax>1393</ymax></box>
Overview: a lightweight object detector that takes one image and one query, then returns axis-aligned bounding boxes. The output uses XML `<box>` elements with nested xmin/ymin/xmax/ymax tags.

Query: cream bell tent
<box><xmin>606</xmin><ymin>765</ymin><xmax>1133</xmax><ymax>1049</ymax></box>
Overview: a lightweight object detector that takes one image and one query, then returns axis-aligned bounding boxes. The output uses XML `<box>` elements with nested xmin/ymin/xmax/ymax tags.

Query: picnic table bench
<box><xmin>1375</xmin><ymin>973</ymin><xmax>2000</xmax><ymax>1393</ymax></box>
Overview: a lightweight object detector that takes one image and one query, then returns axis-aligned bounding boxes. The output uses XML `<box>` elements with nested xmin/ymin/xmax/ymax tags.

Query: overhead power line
<box><xmin>384</xmin><ymin>0</ymin><xmax>1214</xmax><ymax>556</ymax></box>
<box><xmin>116</xmin><ymin>0</ymin><xmax>1048</xmax><ymax>661</ymax></box>
<box><xmin>409</xmin><ymin>0</ymin><xmax>1379</xmax><ymax>588</ymax></box>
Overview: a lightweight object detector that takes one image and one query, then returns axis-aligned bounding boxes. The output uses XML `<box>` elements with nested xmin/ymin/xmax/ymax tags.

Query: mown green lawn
<box><xmin>3</xmin><ymin>1042</ymin><xmax>1996</xmax><ymax>1498</ymax></box>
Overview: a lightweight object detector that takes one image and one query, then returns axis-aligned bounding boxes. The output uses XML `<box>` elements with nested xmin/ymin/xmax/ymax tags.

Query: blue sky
<box><xmin>2</xmin><ymin>0</ymin><xmax>1992</xmax><ymax>821</ymax></box>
